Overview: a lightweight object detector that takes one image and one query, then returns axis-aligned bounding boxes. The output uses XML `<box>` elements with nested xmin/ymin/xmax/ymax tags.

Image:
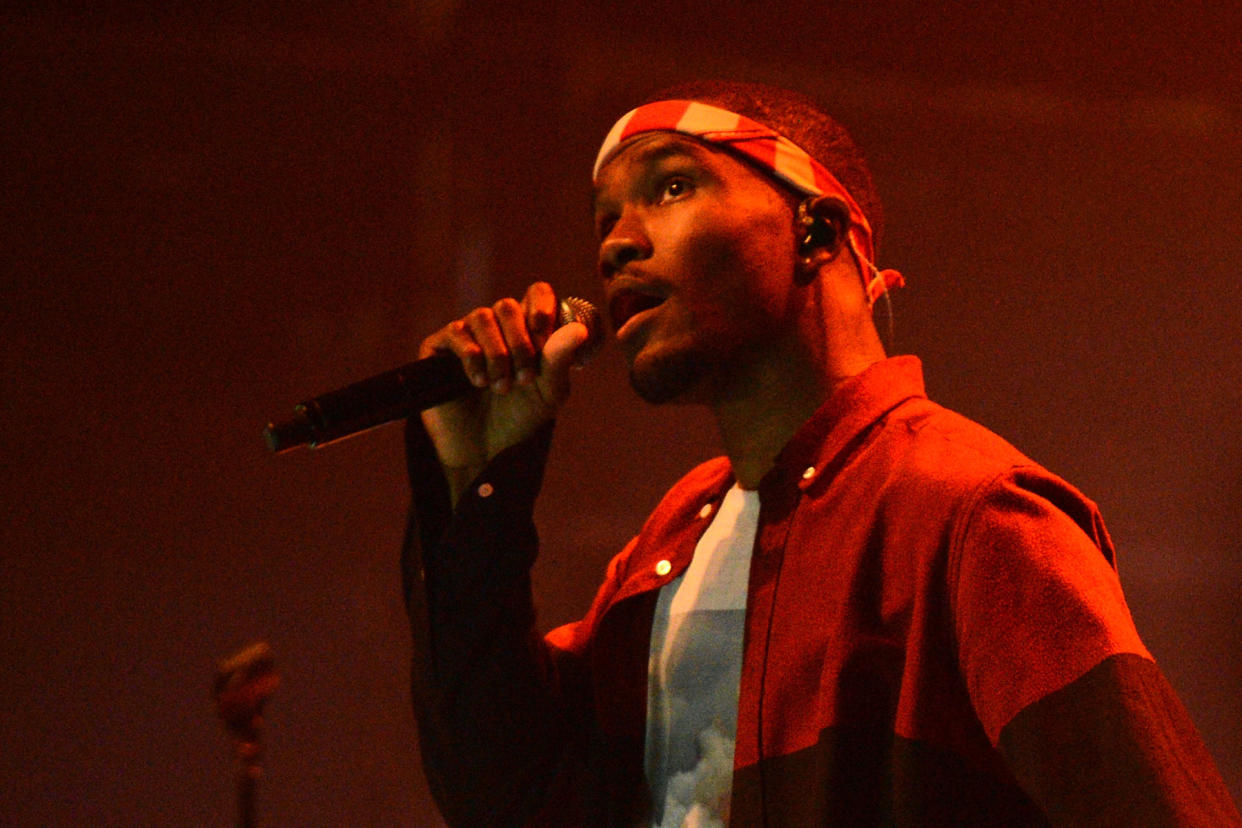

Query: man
<box><xmin>402</xmin><ymin>81</ymin><xmax>1239</xmax><ymax>825</ymax></box>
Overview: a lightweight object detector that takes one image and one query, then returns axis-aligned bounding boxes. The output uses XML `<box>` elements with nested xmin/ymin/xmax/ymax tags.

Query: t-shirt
<box><xmin>645</xmin><ymin>484</ymin><xmax>759</xmax><ymax>827</ymax></box>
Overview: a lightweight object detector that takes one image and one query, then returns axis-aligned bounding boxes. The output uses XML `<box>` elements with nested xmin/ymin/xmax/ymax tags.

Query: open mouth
<box><xmin>608</xmin><ymin>289</ymin><xmax>665</xmax><ymax>333</ymax></box>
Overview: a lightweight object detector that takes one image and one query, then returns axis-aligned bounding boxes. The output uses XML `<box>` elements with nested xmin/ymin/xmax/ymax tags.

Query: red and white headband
<box><xmin>594</xmin><ymin>99</ymin><xmax>904</xmax><ymax>304</ymax></box>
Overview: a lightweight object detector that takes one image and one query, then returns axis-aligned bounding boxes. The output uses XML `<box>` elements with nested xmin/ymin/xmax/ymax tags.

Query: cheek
<box><xmin>685</xmin><ymin>212</ymin><xmax>797</xmax><ymax>315</ymax></box>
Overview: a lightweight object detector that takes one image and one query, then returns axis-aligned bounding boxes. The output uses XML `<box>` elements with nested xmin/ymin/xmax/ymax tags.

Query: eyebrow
<box><xmin>591</xmin><ymin>135</ymin><xmax>709</xmax><ymax>212</ymax></box>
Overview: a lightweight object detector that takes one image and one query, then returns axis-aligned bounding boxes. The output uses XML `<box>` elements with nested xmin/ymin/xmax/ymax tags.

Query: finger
<box><xmin>461</xmin><ymin>307</ymin><xmax>514</xmax><ymax>391</ymax></box>
<box><xmin>523</xmin><ymin>282</ymin><xmax>559</xmax><ymax>353</ymax></box>
<box><xmin>421</xmin><ymin>318</ymin><xmax>490</xmax><ymax>389</ymax></box>
<box><xmin>491</xmin><ymin>297</ymin><xmax>538</xmax><ymax>387</ymax></box>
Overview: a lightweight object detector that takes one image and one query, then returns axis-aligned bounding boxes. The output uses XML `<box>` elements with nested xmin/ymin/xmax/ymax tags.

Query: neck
<box><xmin>711</xmin><ymin>349</ymin><xmax>883</xmax><ymax>490</ymax></box>
<box><xmin>712</xmin><ymin>372</ymin><xmax>824</xmax><ymax>490</ymax></box>
<box><xmin>712</xmin><ymin>283</ymin><xmax>886</xmax><ymax>490</ymax></box>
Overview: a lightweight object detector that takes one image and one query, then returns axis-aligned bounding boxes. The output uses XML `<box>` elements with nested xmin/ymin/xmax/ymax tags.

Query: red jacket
<box><xmin>404</xmin><ymin>357</ymin><xmax>1239</xmax><ymax>826</ymax></box>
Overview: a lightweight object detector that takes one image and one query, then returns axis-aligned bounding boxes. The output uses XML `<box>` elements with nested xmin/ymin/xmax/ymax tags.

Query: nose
<box><xmin>598</xmin><ymin>211</ymin><xmax>651</xmax><ymax>280</ymax></box>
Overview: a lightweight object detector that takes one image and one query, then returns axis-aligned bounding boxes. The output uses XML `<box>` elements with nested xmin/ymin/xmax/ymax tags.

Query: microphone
<box><xmin>263</xmin><ymin>296</ymin><xmax>602</xmax><ymax>453</ymax></box>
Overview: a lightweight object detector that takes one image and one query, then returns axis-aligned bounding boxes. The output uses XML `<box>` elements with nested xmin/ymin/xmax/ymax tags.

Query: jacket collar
<box><xmin>612</xmin><ymin>357</ymin><xmax>927</xmax><ymax>601</ymax></box>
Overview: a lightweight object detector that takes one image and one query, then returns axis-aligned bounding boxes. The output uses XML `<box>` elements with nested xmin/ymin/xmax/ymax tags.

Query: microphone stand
<box><xmin>214</xmin><ymin>642</ymin><xmax>279</xmax><ymax>828</ymax></box>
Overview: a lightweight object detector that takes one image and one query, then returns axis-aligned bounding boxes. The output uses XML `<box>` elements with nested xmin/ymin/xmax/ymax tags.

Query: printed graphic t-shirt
<box><xmin>645</xmin><ymin>483</ymin><xmax>759</xmax><ymax>827</ymax></box>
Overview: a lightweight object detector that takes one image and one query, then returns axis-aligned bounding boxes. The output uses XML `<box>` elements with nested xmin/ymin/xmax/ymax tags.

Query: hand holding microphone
<box><xmin>416</xmin><ymin>282</ymin><xmax>598</xmax><ymax>483</ymax></box>
<box><xmin>263</xmin><ymin>283</ymin><xmax>602</xmax><ymax>472</ymax></box>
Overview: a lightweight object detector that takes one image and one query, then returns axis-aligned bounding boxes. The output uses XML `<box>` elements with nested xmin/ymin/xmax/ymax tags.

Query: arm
<box><xmin>952</xmin><ymin>469</ymin><xmax>1241</xmax><ymax>826</ymax></box>
<box><xmin>402</xmin><ymin>283</ymin><xmax>593</xmax><ymax>825</ymax></box>
<box><xmin>404</xmin><ymin>418</ymin><xmax>578</xmax><ymax>825</ymax></box>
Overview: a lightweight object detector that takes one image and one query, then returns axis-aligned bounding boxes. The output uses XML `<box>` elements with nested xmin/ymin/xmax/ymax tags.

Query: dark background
<box><xmin>4</xmin><ymin>3</ymin><xmax>1240</xmax><ymax>824</ymax></box>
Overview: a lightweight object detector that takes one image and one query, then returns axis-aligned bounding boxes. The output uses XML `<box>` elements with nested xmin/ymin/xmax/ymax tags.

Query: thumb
<box><xmin>538</xmin><ymin>322</ymin><xmax>590</xmax><ymax>399</ymax></box>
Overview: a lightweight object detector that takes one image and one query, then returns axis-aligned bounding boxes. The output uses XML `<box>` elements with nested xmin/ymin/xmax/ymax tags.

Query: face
<box><xmin>593</xmin><ymin>132</ymin><xmax>802</xmax><ymax>405</ymax></box>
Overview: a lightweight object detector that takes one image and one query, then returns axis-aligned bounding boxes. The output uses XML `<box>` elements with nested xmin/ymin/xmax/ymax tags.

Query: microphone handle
<box><xmin>264</xmin><ymin>353</ymin><xmax>471</xmax><ymax>453</ymax></box>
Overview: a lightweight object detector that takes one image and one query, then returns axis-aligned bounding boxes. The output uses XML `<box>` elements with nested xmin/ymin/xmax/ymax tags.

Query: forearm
<box><xmin>403</xmin><ymin>418</ymin><xmax>572</xmax><ymax>824</ymax></box>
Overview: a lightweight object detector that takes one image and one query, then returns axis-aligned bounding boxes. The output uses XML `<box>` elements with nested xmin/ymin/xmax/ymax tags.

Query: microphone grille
<box><xmin>558</xmin><ymin>296</ymin><xmax>604</xmax><ymax>364</ymax></box>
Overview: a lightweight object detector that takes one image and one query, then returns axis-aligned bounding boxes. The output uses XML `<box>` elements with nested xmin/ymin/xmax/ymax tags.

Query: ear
<box><xmin>795</xmin><ymin>195</ymin><xmax>849</xmax><ymax>278</ymax></box>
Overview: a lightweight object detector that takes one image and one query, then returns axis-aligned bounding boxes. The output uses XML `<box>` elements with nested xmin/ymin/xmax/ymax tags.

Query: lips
<box><xmin>608</xmin><ymin>288</ymin><xmax>665</xmax><ymax>334</ymax></box>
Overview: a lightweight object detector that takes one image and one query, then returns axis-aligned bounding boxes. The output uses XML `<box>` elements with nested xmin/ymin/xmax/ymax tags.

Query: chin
<box><xmin>627</xmin><ymin>348</ymin><xmax>714</xmax><ymax>405</ymax></box>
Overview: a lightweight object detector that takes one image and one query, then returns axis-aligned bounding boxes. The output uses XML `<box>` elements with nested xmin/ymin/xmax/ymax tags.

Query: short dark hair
<box><xmin>640</xmin><ymin>80</ymin><xmax>883</xmax><ymax>253</ymax></box>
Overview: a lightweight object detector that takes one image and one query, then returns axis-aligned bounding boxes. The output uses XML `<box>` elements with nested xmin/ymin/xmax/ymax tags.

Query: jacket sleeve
<box><xmin>402</xmin><ymin>417</ymin><xmax>589</xmax><ymax>826</ymax></box>
<box><xmin>951</xmin><ymin>467</ymin><xmax>1241</xmax><ymax>826</ymax></box>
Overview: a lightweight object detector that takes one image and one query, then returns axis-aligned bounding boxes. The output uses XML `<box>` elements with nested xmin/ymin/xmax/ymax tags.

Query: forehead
<box><xmin>592</xmin><ymin>132</ymin><xmax>759</xmax><ymax>206</ymax></box>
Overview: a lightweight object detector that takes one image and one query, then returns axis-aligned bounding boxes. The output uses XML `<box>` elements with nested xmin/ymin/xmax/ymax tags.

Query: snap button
<box><xmin>802</xmin><ymin>466</ymin><xmax>816</xmax><ymax>480</ymax></box>
<box><xmin>698</xmin><ymin>503</ymin><xmax>713</xmax><ymax>519</ymax></box>
<box><xmin>655</xmin><ymin>560</ymin><xmax>672</xmax><ymax>576</ymax></box>
<box><xmin>477</xmin><ymin>482</ymin><xmax>494</xmax><ymax>498</ymax></box>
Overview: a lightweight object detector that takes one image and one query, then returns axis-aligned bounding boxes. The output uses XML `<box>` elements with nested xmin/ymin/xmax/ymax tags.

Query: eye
<box><xmin>658</xmin><ymin>176</ymin><xmax>691</xmax><ymax>203</ymax></box>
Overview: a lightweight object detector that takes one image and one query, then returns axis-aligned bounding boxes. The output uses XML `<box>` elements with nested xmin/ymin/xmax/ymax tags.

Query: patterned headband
<box><xmin>594</xmin><ymin>100</ymin><xmax>904</xmax><ymax>304</ymax></box>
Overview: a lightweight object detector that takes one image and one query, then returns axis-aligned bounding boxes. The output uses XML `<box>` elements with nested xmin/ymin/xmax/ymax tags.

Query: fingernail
<box><xmin>516</xmin><ymin>368</ymin><xmax>534</xmax><ymax>385</ymax></box>
<box><xmin>471</xmin><ymin>373</ymin><xmax>488</xmax><ymax>388</ymax></box>
<box><xmin>490</xmin><ymin>378</ymin><xmax>510</xmax><ymax>393</ymax></box>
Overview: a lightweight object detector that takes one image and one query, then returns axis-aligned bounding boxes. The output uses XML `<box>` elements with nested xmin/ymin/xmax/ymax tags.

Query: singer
<box><xmin>402</xmin><ymin>81</ymin><xmax>1240</xmax><ymax>825</ymax></box>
